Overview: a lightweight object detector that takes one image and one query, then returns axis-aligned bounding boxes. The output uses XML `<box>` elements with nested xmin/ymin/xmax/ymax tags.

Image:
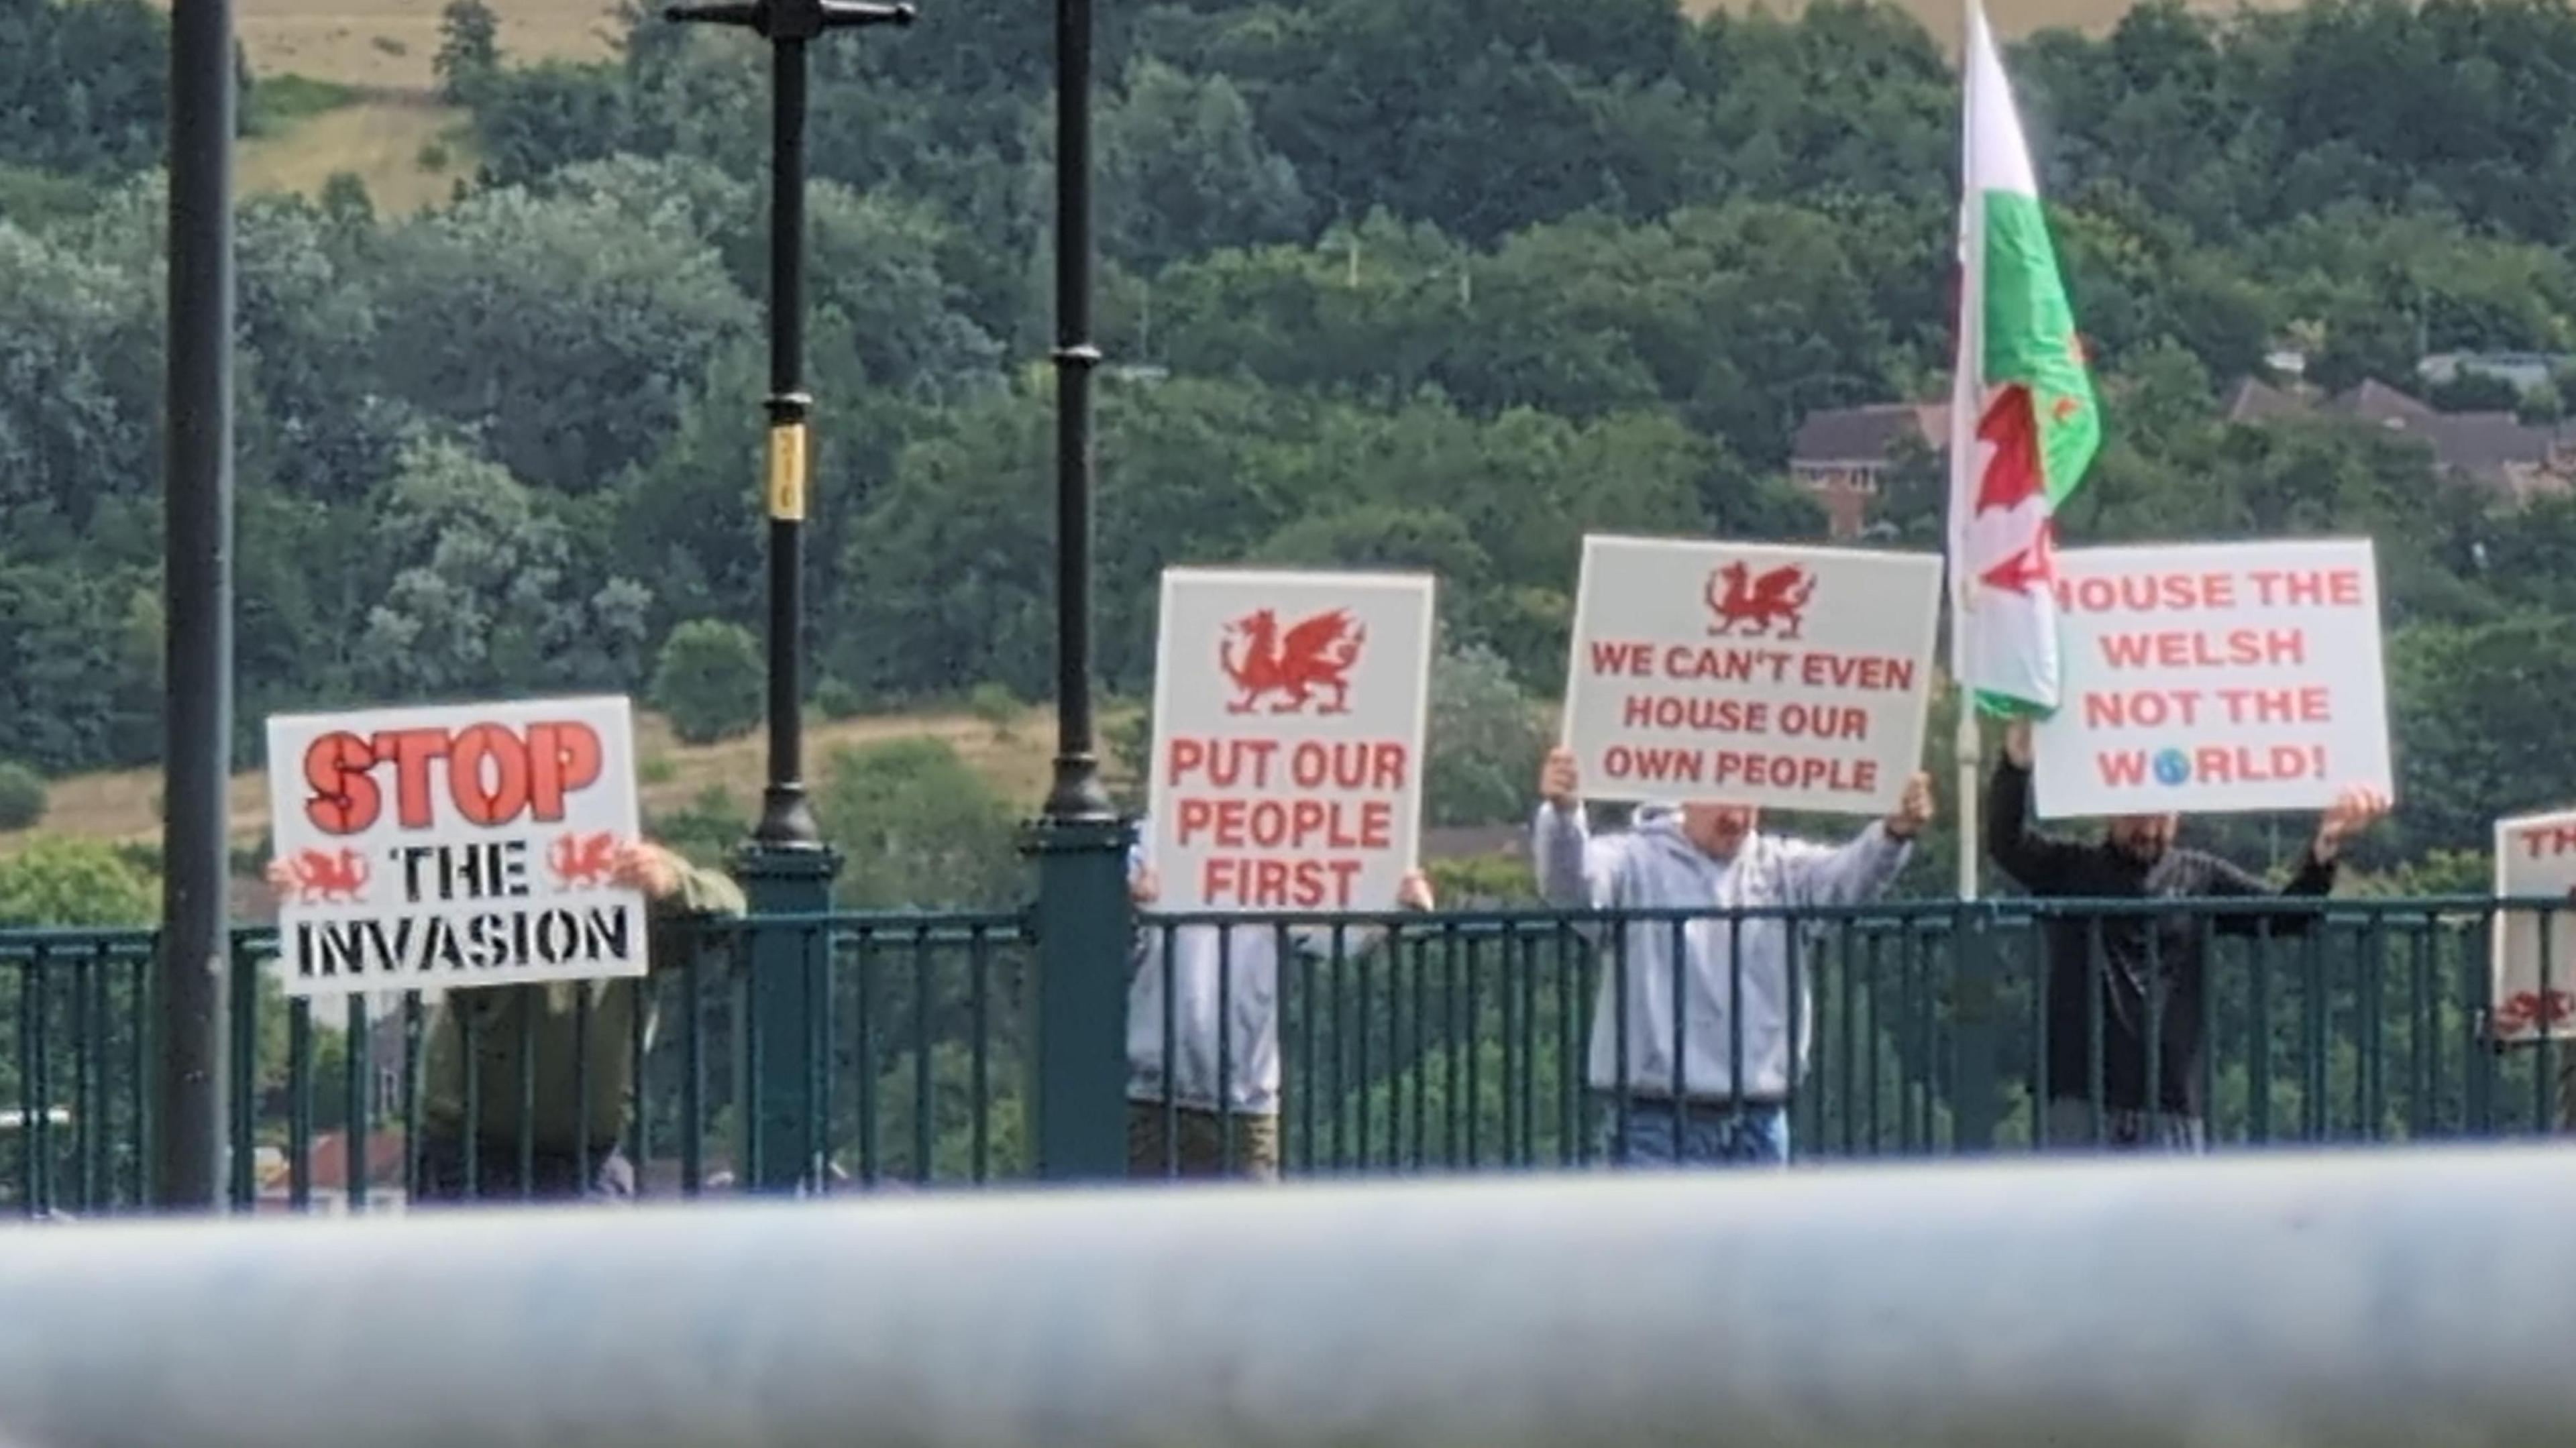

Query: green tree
<box><xmin>0</xmin><ymin>761</ymin><xmax>46</xmax><ymax>830</ymax></box>
<box><xmin>372</xmin><ymin>186</ymin><xmax>754</xmax><ymax>494</ymax></box>
<box><xmin>1424</xmin><ymin>647</ymin><xmax>1548</xmax><ymax>827</ymax></box>
<box><xmin>0</xmin><ymin>837</ymin><xmax>154</xmax><ymax>927</ymax></box>
<box><xmin>651</xmin><ymin>619</ymin><xmax>763</xmax><ymax>745</ymax></box>
<box><xmin>354</xmin><ymin>437</ymin><xmax>651</xmax><ymax>700</ymax></box>
<box><xmin>434</xmin><ymin>0</ymin><xmax>502</xmax><ymax>105</ymax></box>
<box><xmin>816</xmin><ymin>737</ymin><xmax>1024</xmax><ymax>908</ymax></box>
<box><xmin>1097</xmin><ymin>60</ymin><xmax>1310</xmax><ymax>272</ymax></box>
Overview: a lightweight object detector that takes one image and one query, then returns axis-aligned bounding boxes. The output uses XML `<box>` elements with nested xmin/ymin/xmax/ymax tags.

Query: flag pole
<box><xmin>1950</xmin><ymin>0</ymin><xmax>1983</xmax><ymax>903</ymax></box>
<box><xmin>1955</xmin><ymin>704</ymin><xmax>1980</xmax><ymax>901</ymax></box>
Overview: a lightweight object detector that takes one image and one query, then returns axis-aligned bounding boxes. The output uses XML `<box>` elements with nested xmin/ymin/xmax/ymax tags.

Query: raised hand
<box><xmin>1884</xmin><ymin>771</ymin><xmax>1936</xmax><ymax>840</ymax></box>
<box><xmin>2313</xmin><ymin>784</ymin><xmax>2392</xmax><ymax>862</ymax></box>
<box><xmin>608</xmin><ymin>840</ymin><xmax>683</xmax><ymax>901</ymax></box>
<box><xmin>1540</xmin><ymin>746</ymin><xmax>1580</xmax><ymax>812</ymax></box>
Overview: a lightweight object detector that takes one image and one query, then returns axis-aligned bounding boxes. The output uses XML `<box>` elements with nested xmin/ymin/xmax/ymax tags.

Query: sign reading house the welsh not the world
<box><xmin>265</xmin><ymin>696</ymin><xmax>645</xmax><ymax>997</ymax></box>
<box><xmin>1148</xmin><ymin>568</ymin><xmax>1434</xmax><ymax>915</ymax></box>
<box><xmin>2031</xmin><ymin>539</ymin><xmax>2393</xmax><ymax>819</ymax></box>
<box><xmin>1561</xmin><ymin>535</ymin><xmax>1943</xmax><ymax>814</ymax></box>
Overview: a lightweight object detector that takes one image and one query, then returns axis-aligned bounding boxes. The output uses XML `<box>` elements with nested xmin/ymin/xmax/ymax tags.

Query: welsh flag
<box><xmin>1948</xmin><ymin>0</ymin><xmax>2098</xmax><ymax>717</ymax></box>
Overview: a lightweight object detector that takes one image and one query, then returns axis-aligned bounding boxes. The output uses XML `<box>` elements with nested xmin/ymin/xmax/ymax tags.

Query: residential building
<box><xmin>1787</xmin><ymin>402</ymin><xmax>1943</xmax><ymax>539</ymax></box>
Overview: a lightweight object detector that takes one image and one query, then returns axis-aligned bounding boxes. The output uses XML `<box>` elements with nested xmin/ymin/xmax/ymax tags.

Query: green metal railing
<box><xmin>1</xmin><ymin>896</ymin><xmax>2569</xmax><ymax>1215</ymax></box>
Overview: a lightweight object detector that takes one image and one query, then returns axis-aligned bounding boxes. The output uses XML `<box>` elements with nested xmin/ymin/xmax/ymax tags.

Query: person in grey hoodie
<box><xmin>1533</xmin><ymin>746</ymin><xmax>1933</xmax><ymax>1166</ymax></box>
<box><xmin>1126</xmin><ymin>820</ymin><xmax>1434</xmax><ymax>1180</ymax></box>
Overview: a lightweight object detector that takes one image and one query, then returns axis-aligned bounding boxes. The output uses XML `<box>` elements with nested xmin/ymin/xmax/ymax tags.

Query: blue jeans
<box><xmin>1597</xmin><ymin>1097</ymin><xmax>1790</xmax><ymax>1167</ymax></box>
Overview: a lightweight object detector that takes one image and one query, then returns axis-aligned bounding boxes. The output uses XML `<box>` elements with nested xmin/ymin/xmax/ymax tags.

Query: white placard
<box><xmin>2032</xmin><ymin>539</ymin><xmax>2394</xmax><ymax>818</ymax></box>
<box><xmin>1148</xmin><ymin>568</ymin><xmax>1434</xmax><ymax>914</ymax></box>
<box><xmin>265</xmin><ymin>696</ymin><xmax>645</xmax><ymax>996</ymax></box>
<box><xmin>2493</xmin><ymin>810</ymin><xmax>2576</xmax><ymax>1044</ymax></box>
<box><xmin>1560</xmin><ymin>535</ymin><xmax>1943</xmax><ymax>814</ymax></box>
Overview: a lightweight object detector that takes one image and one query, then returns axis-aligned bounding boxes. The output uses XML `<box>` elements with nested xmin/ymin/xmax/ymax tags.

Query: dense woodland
<box><xmin>7</xmin><ymin>0</ymin><xmax>2576</xmax><ymax>908</ymax></box>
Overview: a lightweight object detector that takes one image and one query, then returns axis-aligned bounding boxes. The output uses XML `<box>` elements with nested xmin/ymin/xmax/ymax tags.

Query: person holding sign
<box><xmin>1987</xmin><ymin>720</ymin><xmax>2388</xmax><ymax>1152</ymax></box>
<box><xmin>266</xmin><ymin>837</ymin><xmax>743</xmax><ymax>1201</ymax></box>
<box><xmin>1532</xmin><ymin>746</ymin><xmax>1932</xmax><ymax>1166</ymax></box>
<box><xmin>1126</xmin><ymin>821</ymin><xmax>1436</xmax><ymax>1179</ymax></box>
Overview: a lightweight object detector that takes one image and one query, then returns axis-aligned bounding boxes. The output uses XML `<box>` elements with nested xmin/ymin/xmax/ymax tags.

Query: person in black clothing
<box><xmin>1986</xmin><ymin>720</ymin><xmax>2390</xmax><ymax>1151</ymax></box>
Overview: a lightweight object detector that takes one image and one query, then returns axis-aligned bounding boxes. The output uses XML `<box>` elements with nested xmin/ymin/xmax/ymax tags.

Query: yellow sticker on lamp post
<box><xmin>767</xmin><ymin>422</ymin><xmax>808</xmax><ymax>521</ymax></box>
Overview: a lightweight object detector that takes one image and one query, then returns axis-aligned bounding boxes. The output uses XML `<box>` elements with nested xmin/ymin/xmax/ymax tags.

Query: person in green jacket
<box><xmin>273</xmin><ymin>838</ymin><xmax>745</xmax><ymax>1202</ymax></box>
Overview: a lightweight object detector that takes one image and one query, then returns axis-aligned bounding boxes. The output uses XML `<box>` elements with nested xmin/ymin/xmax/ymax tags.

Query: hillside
<box><xmin>199</xmin><ymin>0</ymin><xmax>2280</xmax><ymax>211</ymax></box>
<box><xmin>0</xmin><ymin>707</ymin><xmax>1117</xmax><ymax>858</ymax></box>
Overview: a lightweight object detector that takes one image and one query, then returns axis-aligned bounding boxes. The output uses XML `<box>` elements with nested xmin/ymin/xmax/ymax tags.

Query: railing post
<box><xmin>1949</xmin><ymin>904</ymin><xmax>2000</xmax><ymax>1152</ymax></box>
<box><xmin>1025</xmin><ymin>816</ymin><xmax>1133</xmax><ymax>1180</ymax></box>
<box><xmin>739</xmin><ymin>849</ymin><xmax>838</xmax><ymax>1191</ymax></box>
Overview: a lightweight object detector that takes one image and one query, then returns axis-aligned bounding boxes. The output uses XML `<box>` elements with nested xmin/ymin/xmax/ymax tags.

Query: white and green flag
<box><xmin>1947</xmin><ymin>0</ymin><xmax>2099</xmax><ymax>717</ymax></box>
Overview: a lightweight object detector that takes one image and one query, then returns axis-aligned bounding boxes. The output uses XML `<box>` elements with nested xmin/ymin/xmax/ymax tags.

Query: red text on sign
<box><xmin>1166</xmin><ymin>738</ymin><xmax>1409</xmax><ymax>792</ymax></box>
<box><xmin>2099</xmin><ymin>628</ymin><xmax>2306</xmax><ymax>669</ymax></box>
<box><xmin>1173</xmin><ymin>797</ymin><xmax>1393</xmax><ymax>852</ymax></box>
<box><xmin>1200</xmin><ymin>856</ymin><xmax>1365</xmax><ymax>909</ymax></box>
<box><xmin>2055</xmin><ymin>572</ymin><xmax>2239</xmax><ymax>614</ymax></box>
<box><xmin>2248</xmin><ymin>568</ymin><xmax>2363</xmax><ymax>608</ymax></box>
<box><xmin>1658</xmin><ymin>645</ymin><xmax>1793</xmax><ymax>684</ymax></box>
<box><xmin>2518</xmin><ymin>825</ymin><xmax>2576</xmax><ymax>860</ymax></box>
<box><xmin>2084</xmin><ymin>688</ymin><xmax>2205</xmax><ymax>730</ymax></box>
<box><xmin>2095</xmin><ymin>744</ymin><xmax>2326</xmax><ymax>789</ymax></box>
<box><xmin>1589</xmin><ymin>641</ymin><xmax>1656</xmax><ymax>677</ymax></box>
<box><xmin>303</xmin><ymin>722</ymin><xmax>604</xmax><ymax>835</ymax></box>
<box><xmin>2215</xmin><ymin>685</ymin><xmax>2332</xmax><ymax>726</ymax></box>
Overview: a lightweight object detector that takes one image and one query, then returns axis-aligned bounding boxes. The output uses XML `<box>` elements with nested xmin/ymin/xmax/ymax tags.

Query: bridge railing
<box><xmin>0</xmin><ymin>895</ymin><xmax>2568</xmax><ymax>1215</ymax></box>
<box><xmin>8</xmin><ymin>1147</ymin><xmax>2576</xmax><ymax>1448</ymax></box>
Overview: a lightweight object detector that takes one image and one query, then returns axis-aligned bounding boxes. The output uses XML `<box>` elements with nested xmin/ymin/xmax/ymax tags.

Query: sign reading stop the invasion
<box><xmin>2031</xmin><ymin>539</ymin><xmax>2394</xmax><ymax>819</ymax></box>
<box><xmin>265</xmin><ymin>696</ymin><xmax>645</xmax><ymax>997</ymax></box>
<box><xmin>1148</xmin><ymin>568</ymin><xmax>1433</xmax><ymax>913</ymax></box>
<box><xmin>2493</xmin><ymin>810</ymin><xmax>2576</xmax><ymax>1046</ymax></box>
<box><xmin>1560</xmin><ymin>535</ymin><xmax>1942</xmax><ymax>814</ymax></box>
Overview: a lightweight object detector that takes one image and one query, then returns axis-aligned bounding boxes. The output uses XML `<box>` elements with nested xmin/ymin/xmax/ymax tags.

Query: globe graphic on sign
<box><xmin>2153</xmin><ymin>748</ymin><xmax>2192</xmax><ymax>786</ymax></box>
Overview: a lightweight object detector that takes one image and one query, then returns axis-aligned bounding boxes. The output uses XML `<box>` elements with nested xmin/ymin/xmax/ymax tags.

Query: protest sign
<box><xmin>2031</xmin><ymin>539</ymin><xmax>2393</xmax><ymax>819</ymax></box>
<box><xmin>265</xmin><ymin>696</ymin><xmax>645</xmax><ymax>997</ymax></box>
<box><xmin>2493</xmin><ymin>810</ymin><xmax>2576</xmax><ymax>1045</ymax></box>
<box><xmin>1560</xmin><ymin>535</ymin><xmax>1942</xmax><ymax>814</ymax></box>
<box><xmin>1148</xmin><ymin>568</ymin><xmax>1434</xmax><ymax>913</ymax></box>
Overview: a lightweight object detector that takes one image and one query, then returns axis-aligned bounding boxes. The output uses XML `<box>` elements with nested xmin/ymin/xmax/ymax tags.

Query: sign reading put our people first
<box><xmin>2031</xmin><ymin>539</ymin><xmax>2394</xmax><ymax>819</ymax></box>
<box><xmin>265</xmin><ymin>696</ymin><xmax>646</xmax><ymax>997</ymax></box>
<box><xmin>1560</xmin><ymin>536</ymin><xmax>1943</xmax><ymax>814</ymax></box>
<box><xmin>2493</xmin><ymin>810</ymin><xmax>2576</xmax><ymax>1045</ymax></box>
<box><xmin>1148</xmin><ymin>568</ymin><xmax>1434</xmax><ymax>913</ymax></box>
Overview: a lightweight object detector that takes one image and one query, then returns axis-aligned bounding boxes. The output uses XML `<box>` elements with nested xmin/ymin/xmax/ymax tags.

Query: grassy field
<box><xmin>239</xmin><ymin>97</ymin><xmax>476</xmax><ymax>215</ymax></box>
<box><xmin>0</xmin><ymin>706</ymin><xmax>1112</xmax><ymax>858</ymax></box>
<box><xmin>224</xmin><ymin>0</ymin><xmax>623</xmax><ymax>92</ymax></box>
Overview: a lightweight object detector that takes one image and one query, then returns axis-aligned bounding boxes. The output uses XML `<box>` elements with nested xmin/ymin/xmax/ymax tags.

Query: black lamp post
<box><xmin>667</xmin><ymin>0</ymin><xmax>912</xmax><ymax>1192</ymax></box>
<box><xmin>158</xmin><ymin>0</ymin><xmax>237</xmax><ymax>1209</ymax></box>
<box><xmin>1026</xmin><ymin>0</ymin><xmax>1133</xmax><ymax>1180</ymax></box>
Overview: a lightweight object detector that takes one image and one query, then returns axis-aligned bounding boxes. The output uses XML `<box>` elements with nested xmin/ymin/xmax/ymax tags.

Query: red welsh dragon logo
<box><xmin>549</xmin><ymin>831</ymin><xmax>620</xmax><ymax>890</ymax></box>
<box><xmin>1705</xmin><ymin>562</ymin><xmax>1817</xmax><ymax>640</ymax></box>
<box><xmin>1220</xmin><ymin>608</ymin><xmax>1366</xmax><ymax>715</ymax></box>
<box><xmin>287</xmin><ymin>848</ymin><xmax>368</xmax><ymax>905</ymax></box>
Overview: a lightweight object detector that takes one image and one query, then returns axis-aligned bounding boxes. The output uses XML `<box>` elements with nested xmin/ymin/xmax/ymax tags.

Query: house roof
<box><xmin>2222</xmin><ymin>377</ymin><xmax>2306</xmax><ymax>425</ymax></box>
<box><xmin>2328</xmin><ymin>379</ymin><xmax>2441</xmax><ymax>427</ymax></box>
<box><xmin>1790</xmin><ymin>404</ymin><xmax>1935</xmax><ymax>464</ymax></box>
<box><xmin>2223</xmin><ymin>376</ymin><xmax>2573</xmax><ymax>500</ymax></box>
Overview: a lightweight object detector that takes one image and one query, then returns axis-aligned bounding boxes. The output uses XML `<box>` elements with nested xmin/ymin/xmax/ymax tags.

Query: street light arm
<box><xmin>820</xmin><ymin>1</ymin><xmax>917</xmax><ymax>25</ymax></box>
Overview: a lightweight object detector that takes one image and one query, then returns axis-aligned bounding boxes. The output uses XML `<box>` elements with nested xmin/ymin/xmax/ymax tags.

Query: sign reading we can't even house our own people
<box><xmin>2492</xmin><ymin>809</ymin><xmax>2576</xmax><ymax>1046</ymax></box>
<box><xmin>1148</xmin><ymin>567</ymin><xmax>1434</xmax><ymax>914</ymax></box>
<box><xmin>1560</xmin><ymin>535</ymin><xmax>1943</xmax><ymax>814</ymax></box>
<box><xmin>264</xmin><ymin>696</ymin><xmax>646</xmax><ymax>997</ymax></box>
<box><xmin>2031</xmin><ymin>539</ymin><xmax>2394</xmax><ymax>819</ymax></box>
